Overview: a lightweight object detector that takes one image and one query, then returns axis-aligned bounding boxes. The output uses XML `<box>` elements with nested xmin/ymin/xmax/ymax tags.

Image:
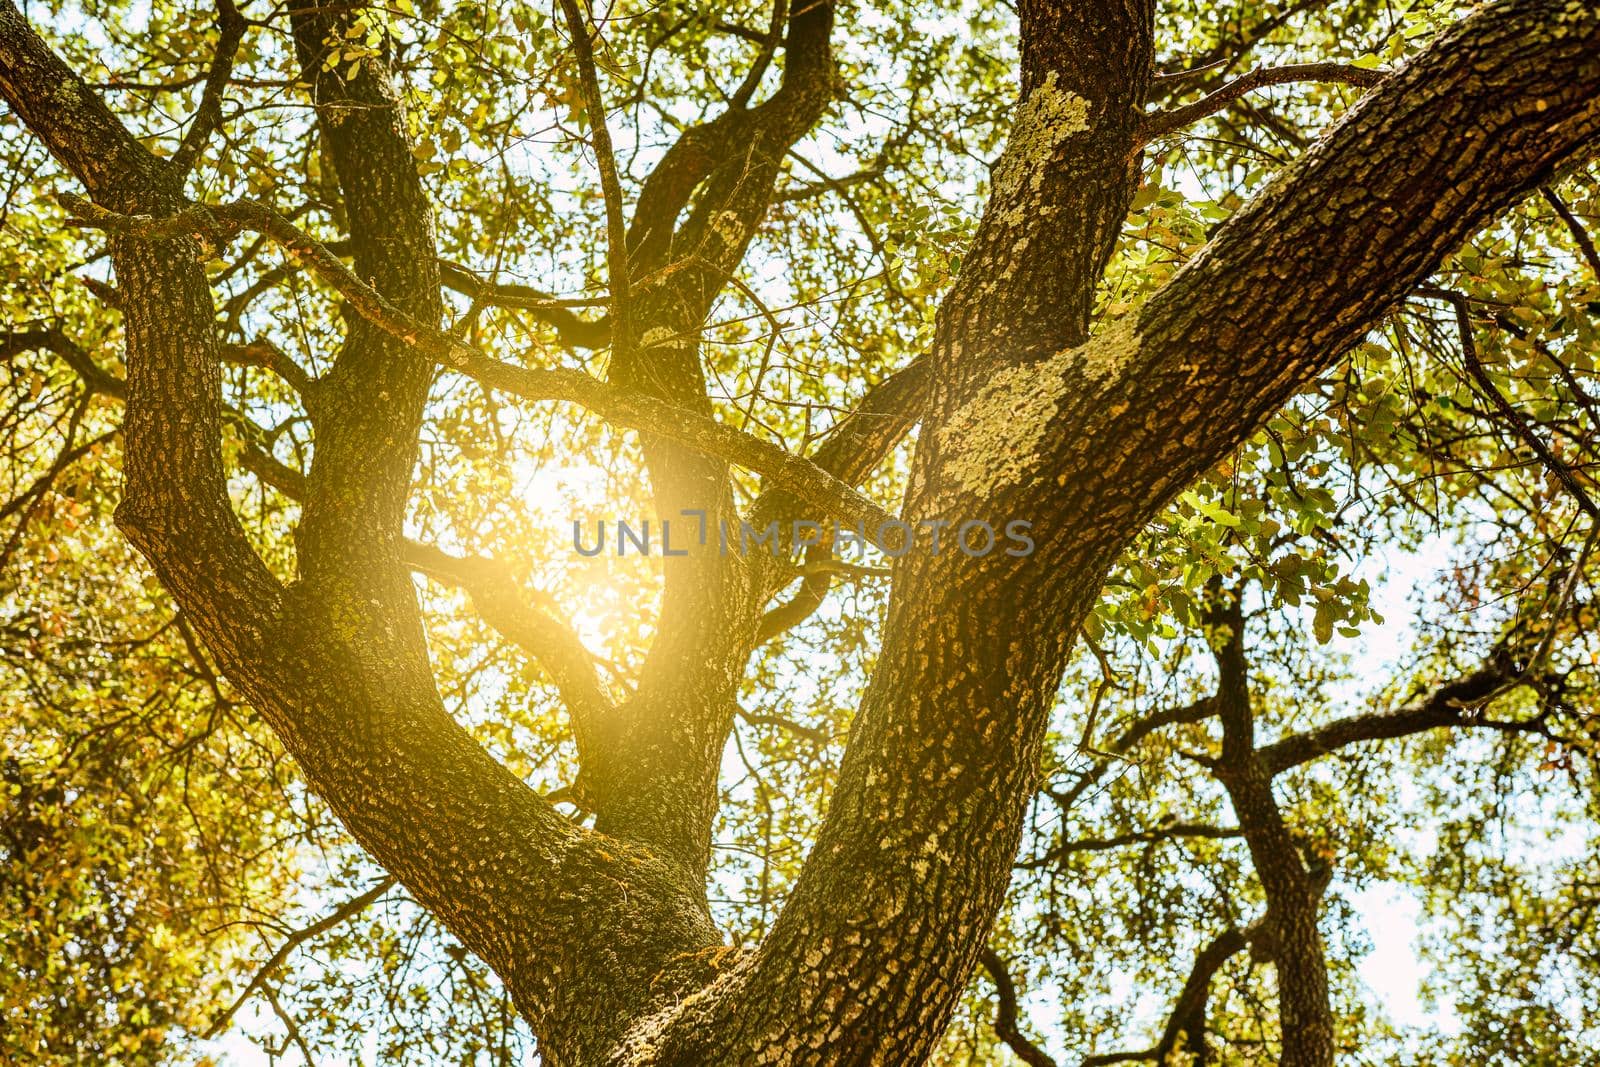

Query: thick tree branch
<box><xmin>169</xmin><ymin>0</ymin><xmax>246</xmax><ymax>176</ymax></box>
<box><xmin>750</xmin><ymin>356</ymin><xmax>929</xmax><ymax>529</ymax></box>
<box><xmin>1255</xmin><ymin>647</ymin><xmax>1560</xmax><ymax>776</ymax></box>
<box><xmin>1147</xmin><ymin>924</ymin><xmax>1248</xmax><ymax>1066</ymax></box>
<box><xmin>1</xmin><ymin>0</ymin><xmax>283</xmax><ymax>654</ymax></box>
<box><xmin>980</xmin><ymin>948</ymin><xmax>1058</xmax><ymax>1067</ymax></box>
<box><xmin>220</xmin><ymin>338</ymin><xmax>314</xmax><ymax>398</ymax></box>
<box><xmin>729</xmin><ymin>0</ymin><xmax>786</xmax><ymax>110</ymax></box>
<box><xmin>436</xmin><ymin>259</ymin><xmax>610</xmax><ymax>348</ymax></box>
<box><xmin>1017</xmin><ymin>822</ymin><xmax>1241</xmax><ymax>870</ymax></box>
<box><xmin>0</xmin><ymin>0</ymin><xmax>167</xmax><ymax>202</ymax></box>
<box><xmin>1204</xmin><ymin>597</ymin><xmax>1332</xmax><ymax>1066</ymax></box>
<box><xmin>1</xmin><ymin>326</ymin><xmax>125</xmax><ymax>398</ymax></box>
<box><xmin>406</xmin><ymin>541</ymin><xmax>616</xmax><ymax>771</ymax></box>
<box><xmin>754</xmin><ymin>568</ymin><xmax>829</xmax><ymax>645</ymax></box>
<box><xmin>1542</xmin><ymin>185</ymin><xmax>1600</xmax><ymax>280</ymax></box>
<box><xmin>749</xmin><ymin>355</ymin><xmax>930</xmax><ymax>638</ymax></box>
<box><xmin>1085</xmin><ymin>907</ymin><xmax>1311</xmax><ymax>1067</ymax></box>
<box><xmin>286</xmin><ymin>0</ymin><xmax>442</xmax><ymax>596</ymax></box>
<box><xmin>1150</xmin><ymin>0</ymin><xmax>1333</xmax><ymax>99</ymax></box>
<box><xmin>1056</xmin><ymin>1</ymin><xmax>1600</xmax><ymax>554</ymax></box>
<box><xmin>571</xmin><ymin>0</ymin><xmax>839</xmax><ymax>874</ymax></box>
<box><xmin>931</xmin><ymin>0</ymin><xmax>1152</xmax><ymax>366</ymax></box>
<box><xmin>624</xmin><ymin>0</ymin><xmax>835</xmax><ymax>283</ymax></box>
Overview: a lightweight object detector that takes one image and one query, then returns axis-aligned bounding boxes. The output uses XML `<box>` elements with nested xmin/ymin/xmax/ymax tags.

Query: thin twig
<box><xmin>1542</xmin><ymin>186</ymin><xmax>1600</xmax><ymax>282</ymax></box>
<box><xmin>1445</xmin><ymin>292</ymin><xmax>1600</xmax><ymax>521</ymax></box>
<box><xmin>1142</xmin><ymin>62</ymin><xmax>1386</xmax><ymax>141</ymax></box>
<box><xmin>205</xmin><ymin>877</ymin><xmax>395</xmax><ymax>1039</ymax></box>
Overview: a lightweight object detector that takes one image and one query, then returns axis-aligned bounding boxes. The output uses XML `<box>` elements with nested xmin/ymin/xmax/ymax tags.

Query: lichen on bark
<box><xmin>990</xmin><ymin>71</ymin><xmax>1093</xmax><ymax>224</ymax></box>
<box><xmin>937</xmin><ymin>313</ymin><xmax>1142</xmax><ymax>497</ymax></box>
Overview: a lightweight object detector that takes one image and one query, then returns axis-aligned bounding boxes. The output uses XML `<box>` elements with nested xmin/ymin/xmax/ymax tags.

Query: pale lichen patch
<box><xmin>938</xmin><ymin>359</ymin><xmax>1062</xmax><ymax>496</ymax></box>
<box><xmin>990</xmin><ymin>72</ymin><xmax>1092</xmax><ymax>225</ymax></box>
<box><xmin>938</xmin><ymin>314</ymin><xmax>1142</xmax><ymax>496</ymax></box>
<box><xmin>710</xmin><ymin>210</ymin><xmax>744</xmax><ymax>245</ymax></box>
<box><xmin>639</xmin><ymin>326</ymin><xmax>678</xmax><ymax>350</ymax></box>
<box><xmin>1078</xmin><ymin>312</ymin><xmax>1140</xmax><ymax>384</ymax></box>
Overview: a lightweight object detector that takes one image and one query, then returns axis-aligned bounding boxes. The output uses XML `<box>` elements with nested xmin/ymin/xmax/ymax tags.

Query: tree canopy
<box><xmin>2</xmin><ymin>0</ymin><xmax>1598</xmax><ymax>1063</ymax></box>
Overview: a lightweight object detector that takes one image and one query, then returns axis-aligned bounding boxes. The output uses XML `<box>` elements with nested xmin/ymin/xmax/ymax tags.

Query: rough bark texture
<box><xmin>4</xmin><ymin>0</ymin><xmax>1600</xmax><ymax>1062</ymax></box>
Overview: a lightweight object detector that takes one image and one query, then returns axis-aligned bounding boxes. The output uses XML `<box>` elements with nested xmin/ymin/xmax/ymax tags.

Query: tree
<box><xmin>2</xmin><ymin>0</ymin><xmax>1599</xmax><ymax>1062</ymax></box>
